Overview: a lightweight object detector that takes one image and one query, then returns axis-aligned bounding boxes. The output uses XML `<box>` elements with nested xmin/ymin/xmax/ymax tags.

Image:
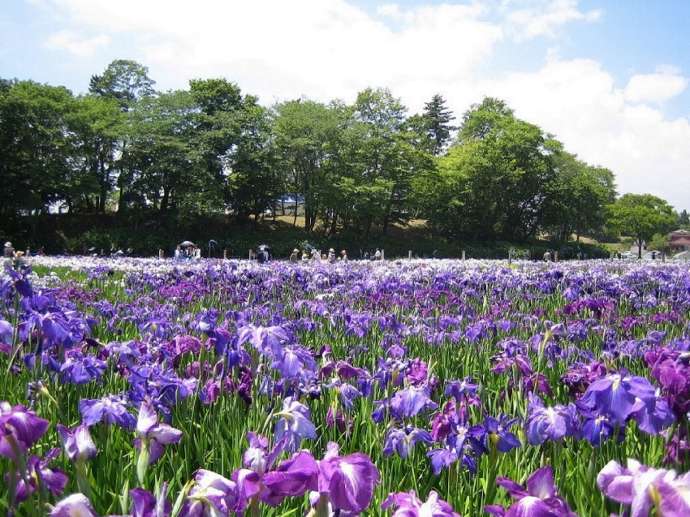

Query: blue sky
<box><xmin>1</xmin><ymin>0</ymin><xmax>689</xmax><ymax>209</ymax></box>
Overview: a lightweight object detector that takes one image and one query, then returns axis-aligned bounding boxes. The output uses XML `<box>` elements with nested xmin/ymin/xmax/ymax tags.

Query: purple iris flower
<box><xmin>477</xmin><ymin>415</ymin><xmax>521</xmax><ymax>453</ymax></box>
<box><xmin>382</xmin><ymin>490</ymin><xmax>461</xmax><ymax>516</ymax></box>
<box><xmin>390</xmin><ymin>386</ymin><xmax>438</xmax><ymax>420</ymax></box>
<box><xmin>445</xmin><ymin>377</ymin><xmax>479</xmax><ymax>401</ymax></box>
<box><xmin>0</xmin><ymin>318</ymin><xmax>13</xmax><ymax>343</ymax></box>
<box><xmin>49</xmin><ymin>493</ymin><xmax>98</xmax><ymax>517</ymax></box>
<box><xmin>272</xmin><ymin>345</ymin><xmax>317</xmax><ymax>380</ymax></box>
<box><xmin>237</xmin><ymin>324</ymin><xmax>290</xmax><ymax>354</ymax></box>
<box><xmin>313</xmin><ymin>442</ymin><xmax>380</xmax><ymax>513</ymax></box>
<box><xmin>274</xmin><ymin>397</ymin><xmax>317</xmax><ymax>451</ymax></box>
<box><xmin>59</xmin><ymin>352</ymin><xmax>107</xmax><ymax>385</ymax></box>
<box><xmin>262</xmin><ymin>450</ymin><xmax>319</xmax><ymax>505</ymax></box>
<box><xmin>579</xmin><ymin>373</ymin><xmax>654</xmax><ymax>425</ymax></box>
<box><xmin>11</xmin><ymin>448</ymin><xmax>68</xmax><ymax>503</ymax></box>
<box><xmin>135</xmin><ymin>400</ymin><xmax>183</xmax><ymax>465</ymax></box>
<box><xmin>383</xmin><ymin>426</ymin><xmax>433</xmax><ymax>459</ymax></box>
<box><xmin>79</xmin><ymin>394</ymin><xmax>136</xmax><ymax>429</ymax></box>
<box><xmin>525</xmin><ymin>394</ymin><xmax>578</xmax><ymax>445</ymax></box>
<box><xmin>0</xmin><ymin>401</ymin><xmax>49</xmax><ymax>460</ymax></box>
<box><xmin>130</xmin><ymin>484</ymin><xmax>171</xmax><ymax>517</ymax></box>
<box><xmin>579</xmin><ymin>372</ymin><xmax>674</xmax><ymax>434</ymax></box>
<box><xmin>580</xmin><ymin>412</ymin><xmax>618</xmax><ymax>446</ymax></box>
<box><xmin>57</xmin><ymin>423</ymin><xmax>97</xmax><ymax>462</ymax></box>
<box><xmin>180</xmin><ymin>469</ymin><xmax>238</xmax><ymax>516</ymax></box>
<box><xmin>485</xmin><ymin>466</ymin><xmax>577</xmax><ymax>517</ymax></box>
<box><xmin>598</xmin><ymin>459</ymin><xmax>690</xmax><ymax>517</ymax></box>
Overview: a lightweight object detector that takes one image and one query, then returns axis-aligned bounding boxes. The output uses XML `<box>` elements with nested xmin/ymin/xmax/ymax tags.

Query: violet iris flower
<box><xmin>11</xmin><ymin>448</ymin><xmax>68</xmax><ymax>503</ymax></box>
<box><xmin>477</xmin><ymin>415</ymin><xmax>521</xmax><ymax>453</ymax></box>
<box><xmin>181</xmin><ymin>469</ymin><xmax>239</xmax><ymax>516</ymax></box>
<box><xmin>579</xmin><ymin>373</ymin><xmax>653</xmax><ymax>424</ymax></box>
<box><xmin>79</xmin><ymin>394</ymin><xmax>136</xmax><ymax>430</ymax></box>
<box><xmin>382</xmin><ymin>490</ymin><xmax>461</xmax><ymax>517</ymax></box>
<box><xmin>389</xmin><ymin>386</ymin><xmax>438</xmax><ymax>420</ymax></box>
<box><xmin>130</xmin><ymin>484</ymin><xmax>171</xmax><ymax>517</ymax></box>
<box><xmin>0</xmin><ymin>401</ymin><xmax>49</xmax><ymax>460</ymax></box>
<box><xmin>57</xmin><ymin>423</ymin><xmax>97</xmax><ymax>462</ymax></box>
<box><xmin>49</xmin><ymin>493</ymin><xmax>98</xmax><ymax>517</ymax></box>
<box><xmin>597</xmin><ymin>459</ymin><xmax>690</xmax><ymax>517</ymax></box>
<box><xmin>313</xmin><ymin>442</ymin><xmax>381</xmax><ymax>513</ymax></box>
<box><xmin>383</xmin><ymin>426</ymin><xmax>433</xmax><ymax>459</ymax></box>
<box><xmin>274</xmin><ymin>397</ymin><xmax>317</xmax><ymax>451</ymax></box>
<box><xmin>135</xmin><ymin>400</ymin><xmax>183</xmax><ymax>465</ymax></box>
<box><xmin>525</xmin><ymin>393</ymin><xmax>578</xmax><ymax>445</ymax></box>
<box><xmin>485</xmin><ymin>466</ymin><xmax>577</xmax><ymax>517</ymax></box>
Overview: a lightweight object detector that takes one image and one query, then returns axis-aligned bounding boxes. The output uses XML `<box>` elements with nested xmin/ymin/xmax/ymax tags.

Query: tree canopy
<box><xmin>0</xmin><ymin>59</ymin><xmax>683</xmax><ymax>249</ymax></box>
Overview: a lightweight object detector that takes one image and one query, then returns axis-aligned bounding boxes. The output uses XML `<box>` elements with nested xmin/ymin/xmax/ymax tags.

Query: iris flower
<box><xmin>382</xmin><ymin>490</ymin><xmax>461</xmax><ymax>517</ymax></box>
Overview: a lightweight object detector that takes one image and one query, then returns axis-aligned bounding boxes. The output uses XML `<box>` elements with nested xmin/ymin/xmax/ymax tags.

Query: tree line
<box><xmin>0</xmin><ymin>59</ymin><xmax>684</xmax><ymax>249</ymax></box>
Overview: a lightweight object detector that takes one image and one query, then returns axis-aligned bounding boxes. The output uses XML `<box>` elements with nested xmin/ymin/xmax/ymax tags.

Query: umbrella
<box><xmin>179</xmin><ymin>241</ymin><xmax>195</xmax><ymax>248</ymax></box>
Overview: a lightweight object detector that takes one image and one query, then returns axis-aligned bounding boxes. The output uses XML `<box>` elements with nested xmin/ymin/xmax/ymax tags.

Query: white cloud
<box><xmin>31</xmin><ymin>0</ymin><xmax>690</xmax><ymax>209</ymax></box>
<box><xmin>45</xmin><ymin>30</ymin><xmax>110</xmax><ymax>57</ymax></box>
<box><xmin>624</xmin><ymin>68</ymin><xmax>688</xmax><ymax>104</ymax></box>
<box><xmin>504</xmin><ymin>0</ymin><xmax>602</xmax><ymax>40</ymax></box>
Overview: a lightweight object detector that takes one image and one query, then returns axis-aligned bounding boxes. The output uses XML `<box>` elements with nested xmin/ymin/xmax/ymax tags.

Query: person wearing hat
<box><xmin>289</xmin><ymin>248</ymin><xmax>300</xmax><ymax>262</ymax></box>
<box><xmin>328</xmin><ymin>248</ymin><xmax>336</xmax><ymax>263</ymax></box>
<box><xmin>339</xmin><ymin>250</ymin><xmax>348</xmax><ymax>261</ymax></box>
<box><xmin>4</xmin><ymin>241</ymin><xmax>15</xmax><ymax>258</ymax></box>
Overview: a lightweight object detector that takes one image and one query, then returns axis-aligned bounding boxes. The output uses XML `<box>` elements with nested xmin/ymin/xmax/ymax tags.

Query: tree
<box><xmin>89</xmin><ymin>60</ymin><xmax>155</xmax><ymax>111</ymax></box>
<box><xmin>543</xmin><ymin>149</ymin><xmax>616</xmax><ymax>241</ymax></box>
<box><xmin>0</xmin><ymin>80</ymin><xmax>76</xmax><ymax>217</ymax></box>
<box><xmin>424</xmin><ymin>98</ymin><xmax>556</xmax><ymax>240</ymax></box>
<box><xmin>678</xmin><ymin>209</ymin><xmax>690</xmax><ymax>227</ymax></box>
<box><xmin>422</xmin><ymin>94</ymin><xmax>455</xmax><ymax>155</ymax></box>
<box><xmin>273</xmin><ymin>99</ymin><xmax>340</xmax><ymax>231</ymax></box>
<box><xmin>608</xmin><ymin>194</ymin><xmax>677</xmax><ymax>258</ymax></box>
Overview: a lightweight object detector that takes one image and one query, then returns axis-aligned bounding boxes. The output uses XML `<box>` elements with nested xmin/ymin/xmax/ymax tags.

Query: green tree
<box><xmin>0</xmin><ymin>80</ymin><xmax>76</xmax><ymax>217</ymax></box>
<box><xmin>425</xmin><ymin>98</ymin><xmax>556</xmax><ymax>240</ymax></box>
<box><xmin>678</xmin><ymin>209</ymin><xmax>690</xmax><ymax>227</ymax></box>
<box><xmin>89</xmin><ymin>60</ymin><xmax>156</xmax><ymax>111</ymax></box>
<box><xmin>273</xmin><ymin>99</ymin><xmax>340</xmax><ymax>231</ymax></box>
<box><xmin>608</xmin><ymin>194</ymin><xmax>677</xmax><ymax>258</ymax></box>
<box><xmin>422</xmin><ymin>94</ymin><xmax>455</xmax><ymax>155</ymax></box>
<box><xmin>544</xmin><ymin>149</ymin><xmax>616</xmax><ymax>241</ymax></box>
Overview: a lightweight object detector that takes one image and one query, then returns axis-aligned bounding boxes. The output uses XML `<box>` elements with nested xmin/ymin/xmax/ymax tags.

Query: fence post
<box><xmin>408</xmin><ymin>250</ymin><xmax>412</xmax><ymax>260</ymax></box>
<box><xmin>158</xmin><ymin>249</ymin><xmax>164</xmax><ymax>259</ymax></box>
<box><xmin>462</xmin><ymin>250</ymin><xmax>466</xmax><ymax>261</ymax></box>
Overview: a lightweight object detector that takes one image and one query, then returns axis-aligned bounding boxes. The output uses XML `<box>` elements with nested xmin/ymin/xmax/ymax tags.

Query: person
<box><xmin>289</xmin><ymin>248</ymin><xmax>300</xmax><ymax>262</ymax></box>
<box><xmin>302</xmin><ymin>250</ymin><xmax>310</xmax><ymax>261</ymax></box>
<box><xmin>174</xmin><ymin>245</ymin><xmax>181</xmax><ymax>261</ymax></box>
<box><xmin>193</xmin><ymin>246</ymin><xmax>201</xmax><ymax>259</ymax></box>
<box><xmin>328</xmin><ymin>248</ymin><xmax>336</xmax><ymax>263</ymax></box>
<box><xmin>257</xmin><ymin>245</ymin><xmax>270</xmax><ymax>264</ymax></box>
<box><xmin>4</xmin><ymin>241</ymin><xmax>15</xmax><ymax>258</ymax></box>
<box><xmin>543</xmin><ymin>250</ymin><xmax>551</xmax><ymax>262</ymax></box>
<box><xmin>311</xmin><ymin>248</ymin><xmax>321</xmax><ymax>261</ymax></box>
<box><xmin>374</xmin><ymin>248</ymin><xmax>382</xmax><ymax>261</ymax></box>
<box><xmin>339</xmin><ymin>249</ymin><xmax>348</xmax><ymax>261</ymax></box>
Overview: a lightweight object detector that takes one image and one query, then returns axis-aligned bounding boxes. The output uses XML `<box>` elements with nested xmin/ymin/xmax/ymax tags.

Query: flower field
<box><xmin>2</xmin><ymin>257</ymin><xmax>690</xmax><ymax>516</ymax></box>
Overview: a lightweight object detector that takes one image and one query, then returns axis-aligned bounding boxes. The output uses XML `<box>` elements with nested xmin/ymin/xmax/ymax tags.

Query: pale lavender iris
<box><xmin>49</xmin><ymin>493</ymin><xmax>98</xmax><ymax>517</ymax></box>
<box><xmin>382</xmin><ymin>490</ymin><xmax>461</xmax><ymax>516</ymax></box>
<box><xmin>57</xmin><ymin>423</ymin><xmax>97</xmax><ymax>462</ymax></box>
<box><xmin>383</xmin><ymin>426</ymin><xmax>433</xmax><ymax>459</ymax></box>
<box><xmin>135</xmin><ymin>400</ymin><xmax>183</xmax><ymax>465</ymax></box>
<box><xmin>274</xmin><ymin>397</ymin><xmax>317</xmax><ymax>451</ymax></box>
<box><xmin>597</xmin><ymin>459</ymin><xmax>690</xmax><ymax>517</ymax></box>
<box><xmin>79</xmin><ymin>394</ymin><xmax>136</xmax><ymax>430</ymax></box>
